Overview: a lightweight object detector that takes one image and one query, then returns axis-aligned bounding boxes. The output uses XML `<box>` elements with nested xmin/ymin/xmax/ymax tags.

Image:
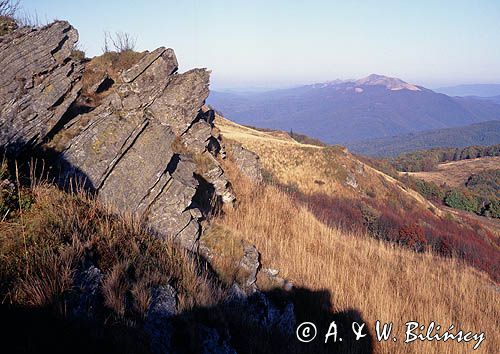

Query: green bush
<box><xmin>414</xmin><ymin>179</ymin><xmax>444</xmax><ymax>202</ymax></box>
<box><xmin>444</xmin><ymin>189</ymin><xmax>480</xmax><ymax>214</ymax></box>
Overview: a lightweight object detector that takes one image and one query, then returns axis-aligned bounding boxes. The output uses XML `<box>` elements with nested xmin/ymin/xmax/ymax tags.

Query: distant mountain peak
<box><xmin>208</xmin><ymin>77</ymin><xmax>500</xmax><ymax>144</ymax></box>
<box><xmin>355</xmin><ymin>74</ymin><xmax>421</xmax><ymax>91</ymax></box>
<box><xmin>309</xmin><ymin>74</ymin><xmax>422</xmax><ymax>92</ymax></box>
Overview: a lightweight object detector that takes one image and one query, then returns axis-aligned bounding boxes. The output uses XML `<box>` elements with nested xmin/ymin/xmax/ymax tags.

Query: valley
<box><xmin>347</xmin><ymin>120</ymin><xmax>500</xmax><ymax>157</ymax></box>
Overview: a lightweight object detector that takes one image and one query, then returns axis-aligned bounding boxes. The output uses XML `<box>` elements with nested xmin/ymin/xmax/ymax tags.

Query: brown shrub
<box><xmin>102</xmin><ymin>261</ymin><xmax>130</xmax><ymax>317</ymax></box>
<box><xmin>398</xmin><ymin>223</ymin><xmax>426</xmax><ymax>251</ymax></box>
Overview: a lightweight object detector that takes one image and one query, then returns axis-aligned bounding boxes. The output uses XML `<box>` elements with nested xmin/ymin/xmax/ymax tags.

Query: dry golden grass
<box><xmin>215</xmin><ymin>161</ymin><xmax>499</xmax><ymax>354</ymax></box>
<box><xmin>216</xmin><ymin>115</ymin><xmax>439</xmax><ymax>213</ymax></box>
<box><xmin>406</xmin><ymin>156</ymin><xmax>500</xmax><ymax>188</ymax></box>
<box><xmin>82</xmin><ymin>50</ymin><xmax>146</xmax><ymax>93</ymax></box>
<box><xmin>201</xmin><ymin>224</ymin><xmax>247</xmax><ymax>286</ymax></box>
<box><xmin>0</xmin><ymin>183</ymin><xmax>223</xmax><ymax>315</ymax></box>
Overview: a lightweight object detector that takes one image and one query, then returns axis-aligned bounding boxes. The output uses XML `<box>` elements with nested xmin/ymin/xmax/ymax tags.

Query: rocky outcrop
<box><xmin>238</xmin><ymin>243</ymin><xmax>260</xmax><ymax>290</ymax></box>
<box><xmin>0</xmin><ymin>21</ymin><xmax>302</xmax><ymax>354</ymax></box>
<box><xmin>0</xmin><ymin>21</ymin><xmax>83</xmax><ymax>151</ymax></box>
<box><xmin>227</xmin><ymin>142</ymin><xmax>263</xmax><ymax>183</ymax></box>
<box><xmin>0</xmin><ymin>21</ymin><xmax>234</xmax><ymax>250</ymax></box>
<box><xmin>60</xmin><ymin>51</ymin><xmax>212</xmax><ymax>249</ymax></box>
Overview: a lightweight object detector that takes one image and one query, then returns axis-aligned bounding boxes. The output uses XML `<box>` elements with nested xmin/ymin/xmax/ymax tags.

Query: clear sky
<box><xmin>22</xmin><ymin>0</ymin><xmax>500</xmax><ymax>90</ymax></box>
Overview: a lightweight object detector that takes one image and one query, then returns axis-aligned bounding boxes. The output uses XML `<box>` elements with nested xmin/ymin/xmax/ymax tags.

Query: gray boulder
<box><xmin>238</xmin><ymin>243</ymin><xmax>260</xmax><ymax>291</ymax></box>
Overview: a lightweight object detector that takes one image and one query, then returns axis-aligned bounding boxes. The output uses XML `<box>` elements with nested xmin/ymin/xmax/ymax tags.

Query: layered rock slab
<box><xmin>0</xmin><ymin>21</ymin><xmax>83</xmax><ymax>150</ymax></box>
<box><xmin>61</xmin><ymin>48</ymin><xmax>229</xmax><ymax>249</ymax></box>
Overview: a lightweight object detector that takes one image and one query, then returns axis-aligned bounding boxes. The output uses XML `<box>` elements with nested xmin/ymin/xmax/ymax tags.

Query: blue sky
<box><xmin>22</xmin><ymin>0</ymin><xmax>500</xmax><ymax>89</ymax></box>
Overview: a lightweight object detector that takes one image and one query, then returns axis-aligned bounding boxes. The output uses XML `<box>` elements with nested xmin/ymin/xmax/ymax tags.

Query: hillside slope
<box><xmin>216</xmin><ymin>115</ymin><xmax>499</xmax><ymax>280</ymax></box>
<box><xmin>217</xmin><ymin>115</ymin><xmax>444</xmax><ymax>210</ymax></box>
<box><xmin>2</xmin><ymin>130</ymin><xmax>499</xmax><ymax>354</ymax></box>
<box><xmin>215</xmin><ymin>149</ymin><xmax>500</xmax><ymax>354</ymax></box>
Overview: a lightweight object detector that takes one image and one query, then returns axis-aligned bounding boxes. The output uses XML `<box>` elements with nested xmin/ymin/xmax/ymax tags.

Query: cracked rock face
<box><xmin>0</xmin><ymin>22</ymin><xmax>234</xmax><ymax>250</ymax></box>
<box><xmin>0</xmin><ymin>21</ymin><xmax>83</xmax><ymax>151</ymax></box>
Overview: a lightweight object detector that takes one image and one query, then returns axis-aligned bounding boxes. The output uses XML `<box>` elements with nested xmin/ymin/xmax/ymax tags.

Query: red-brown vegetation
<box><xmin>291</xmin><ymin>191</ymin><xmax>499</xmax><ymax>281</ymax></box>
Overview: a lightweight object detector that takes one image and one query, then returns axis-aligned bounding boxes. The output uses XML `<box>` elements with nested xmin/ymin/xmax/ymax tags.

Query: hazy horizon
<box><xmin>22</xmin><ymin>0</ymin><xmax>500</xmax><ymax>90</ymax></box>
<box><xmin>210</xmin><ymin>77</ymin><xmax>500</xmax><ymax>93</ymax></box>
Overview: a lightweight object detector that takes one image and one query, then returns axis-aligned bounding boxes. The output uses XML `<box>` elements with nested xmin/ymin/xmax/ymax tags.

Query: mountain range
<box><xmin>207</xmin><ymin>74</ymin><xmax>500</xmax><ymax>144</ymax></box>
<box><xmin>434</xmin><ymin>84</ymin><xmax>500</xmax><ymax>97</ymax></box>
<box><xmin>477</xmin><ymin>95</ymin><xmax>500</xmax><ymax>104</ymax></box>
<box><xmin>346</xmin><ymin>120</ymin><xmax>500</xmax><ymax>157</ymax></box>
